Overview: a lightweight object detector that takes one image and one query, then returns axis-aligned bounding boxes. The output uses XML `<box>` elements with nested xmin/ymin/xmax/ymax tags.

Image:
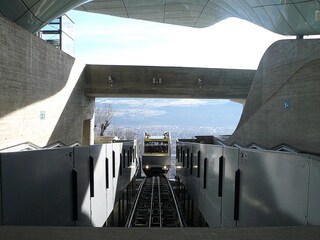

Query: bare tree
<box><xmin>94</xmin><ymin>103</ymin><xmax>114</xmax><ymax>136</ymax></box>
<box><xmin>110</xmin><ymin>127</ymin><xmax>137</xmax><ymax>140</ymax></box>
<box><xmin>124</xmin><ymin>128</ymin><xmax>136</xmax><ymax>140</ymax></box>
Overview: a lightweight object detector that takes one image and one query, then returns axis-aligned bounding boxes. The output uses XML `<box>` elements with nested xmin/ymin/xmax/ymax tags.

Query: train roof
<box><xmin>144</xmin><ymin>136</ymin><xmax>169</xmax><ymax>141</ymax></box>
<box><xmin>144</xmin><ymin>132</ymin><xmax>170</xmax><ymax>140</ymax></box>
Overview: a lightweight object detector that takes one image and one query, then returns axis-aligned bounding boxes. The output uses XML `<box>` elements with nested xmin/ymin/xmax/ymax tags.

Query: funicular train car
<box><xmin>142</xmin><ymin>132</ymin><xmax>171</xmax><ymax>176</ymax></box>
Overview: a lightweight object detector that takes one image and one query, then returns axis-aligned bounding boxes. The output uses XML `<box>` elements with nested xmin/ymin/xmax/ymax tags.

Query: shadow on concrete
<box><xmin>47</xmin><ymin>70</ymin><xmax>94</xmax><ymax>146</ymax></box>
<box><xmin>0</xmin><ymin>15</ymin><xmax>77</xmax><ymax>120</ymax></box>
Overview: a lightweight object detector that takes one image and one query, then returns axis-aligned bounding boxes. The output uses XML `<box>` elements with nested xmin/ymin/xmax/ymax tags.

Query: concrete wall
<box><xmin>0</xmin><ymin>16</ymin><xmax>94</xmax><ymax>149</ymax></box>
<box><xmin>84</xmin><ymin>65</ymin><xmax>254</xmax><ymax>100</ymax></box>
<box><xmin>227</xmin><ymin>39</ymin><xmax>320</xmax><ymax>154</ymax></box>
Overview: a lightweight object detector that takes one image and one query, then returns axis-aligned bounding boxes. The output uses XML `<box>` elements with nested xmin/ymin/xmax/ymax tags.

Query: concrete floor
<box><xmin>1</xmin><ymin>226</ymin><xmax>320</xmax><ymax>240</ymax></box>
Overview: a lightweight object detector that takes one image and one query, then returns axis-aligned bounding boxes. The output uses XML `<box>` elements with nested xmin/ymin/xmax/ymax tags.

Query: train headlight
<box><xmin>146</xmin><ymin>165</ymin><xmax>149</xmax><ymax>169</ymax></box>
<box><xmin>163</xmin><ymin>165</ymin><xmax>167</xmax><ymax>170</ymax></box>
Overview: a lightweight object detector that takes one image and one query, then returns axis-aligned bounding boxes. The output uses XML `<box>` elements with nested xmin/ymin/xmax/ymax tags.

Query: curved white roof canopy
<box><xmin>0</xmin><ymin>0</ymin><xmax>87</xmax><ymax>33</ymax></box>
<box><xmin>1</xmin><ymin>0</ymin><xmax>320</xmax><ymax>35</ymax></box>
<box><xmin>76</xmin><ymin>0</ymin><xmax>320</xmax><ymax>36</ymax></box>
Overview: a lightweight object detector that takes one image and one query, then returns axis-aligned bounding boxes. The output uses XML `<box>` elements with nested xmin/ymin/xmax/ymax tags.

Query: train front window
<box><xmin>144</xmin><ymin>141</ymin><xmax>168</xmax><ymax>154</ymax></box>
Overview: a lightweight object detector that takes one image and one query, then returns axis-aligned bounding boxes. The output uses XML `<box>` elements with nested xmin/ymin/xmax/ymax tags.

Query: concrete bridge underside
<box><xmin>84</xmin><ymin>65</ymin><xmax>254</xmax><ymax>100</ymax></box>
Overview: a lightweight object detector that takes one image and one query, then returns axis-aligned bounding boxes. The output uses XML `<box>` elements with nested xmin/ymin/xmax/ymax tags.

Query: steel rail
<box><xmin>148</xmin><ymin>177</ymin><xmax>155</xmax><ymax>227</ymax></box>
<box><xmin>127</xmin><ymin>176</ymin><xmax>183</xmax><ymax>228</ymax></box>
<box><xmin>125</xmin><ymin>177</ymin><xmax>146</xmax><ymax>227</ymax></box>
<box><xmin>166</xmin><ymin>177</ymin><xmax>184</xmax><ymax>227</ymax></box>
<box><xmin>158</xmin><ymin>176</ymin><xmax>162</xmax><ymax>227</ymax></box>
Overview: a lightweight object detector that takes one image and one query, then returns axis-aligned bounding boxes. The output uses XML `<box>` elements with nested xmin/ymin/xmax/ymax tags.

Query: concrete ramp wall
<box><xmin>226</xmin><ymin>39</ymin><xmax>320</xmax><ymax>154</ymax></box>
<box><xmin>0</xmin><ymin>16</ymin><xmax>94</xmax><ymax>149</ymax></box>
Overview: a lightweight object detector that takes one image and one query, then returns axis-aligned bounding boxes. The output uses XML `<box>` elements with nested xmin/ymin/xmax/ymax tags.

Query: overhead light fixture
<box><xmin>198</xmin><ymin>78</ymin><xmax>202</xmax><ymax>88</ymax></box>
<box><xmin>108</xmin><ymin>76</ymin><xmax>113</xmax><ymax>87</ymax></box>
<box><xmin>152</xmin><ymin>78</ymin><xmax>162</xmax><ymax>84</ymax></box>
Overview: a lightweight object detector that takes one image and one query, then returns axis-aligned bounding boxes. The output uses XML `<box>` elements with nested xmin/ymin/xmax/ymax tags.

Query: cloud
<box><xmin>95</xmin><ymin>98</ymin><xmax>105</xmax><ymax>103</ymax></box>
<box><xmin>99</xmin><ymin>98</ymin><xmax>232</xmax><ymax>111</ymax></box>
<box><xmin>148</xmin><ymin>99</ymin><xmax>208</xmax><ymax>107</ymax></box>
<box><xmin>113</xmin><ymin>111</ymin><xmax>127</xmax><ymax>117</ymax></box>
<box><xmin>207</xmin><ymin>99</ymin><xmax>231</xmax><ymax>105</ymax></box>
<box><xmin>105</xmin><ymin>99</ymin><xmax>145</xmax><ymax>107</ymax></box>
<box><xmin>114</xmin><ymin>108</ymin><xmax>166</xmax><ymax>118</ymax></box>
<box><xmin>104</xmin><ymin>98</ymin><xmax>232</xmax><ymax>121</ymax></box>
<box><xmin>134</xmin><ymin>109</ymin><xmax>166</xmax><ymax>117</ymax></box>
<box><xmin>102</xmin><ymin>98</ymin><xmax>210</xmax><ymax>108</ymax></box>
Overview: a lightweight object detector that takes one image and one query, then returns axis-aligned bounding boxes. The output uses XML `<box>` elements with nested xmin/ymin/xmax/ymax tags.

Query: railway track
<box><xmin>126</xmin><ymin>176</ymin><xmax>183</xmax><ymax>227</ymax></box>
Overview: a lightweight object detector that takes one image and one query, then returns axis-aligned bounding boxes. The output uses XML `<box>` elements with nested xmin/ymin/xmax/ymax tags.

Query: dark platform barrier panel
<box><xmin>176</xmin><ymin>140</ymin><xmax>320</xmax><ymax>227</ymax></box>
<box><xmin>0</xmin><ymin>148</ymin><xmax>74</xmax><ymax>226</ymax></box>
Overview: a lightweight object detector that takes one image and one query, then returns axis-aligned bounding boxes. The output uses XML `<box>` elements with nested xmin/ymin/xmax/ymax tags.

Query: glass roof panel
<box><xmin>295</xmin><ymin>1</ymin><xmax>320</xmax><ymax>33</ymax></box>
<box><xmin>228</xmin><ymin>1</ymin><xmax>254</xmax><ymax>19</ymax></box>
<box><xmin>166</xmin><ymin>16</ymin><xmax>198</xmax><ymax>27</ymax></box>
<box><xmin>276</xmin><ymin>2</ymin><xmax>315</xmax><ymax>35</ymax></box>
<box><xmin>264</xmin><ymin>5</ymin><xmax>296</xmax><ymax>35</ymax></box>
<box><xmin>81</xmin><ymin>1</ymin><xmax>124</xmax><ymax>9</ymax></box>
<box><xmin>23</xmin><ymin>0</ymin><xmax>41</xmax><ymax>8</ymax></box>
<box><xmin>123</xmin><ymin>0</ymin><xmax>165</xmax><ymax>7</ymax></box>
<box><xmin>15</xmin><ymin>10</ymin><xmax>43</xmax><ymax>33</ymax></box>
<box><xmin>165</xmin><ymin>3</ymin><xmax>203</xmax><ymax>18</ymax></box>
<box><xmin>0</xmin><ymin>0</ymin><xmax>28</xmax><ymax>21</ymax></box>
<box><xmin>88</xmin><ymin>8</ymin><xmax>128</xmax><ymax>18</ymax></box>
<box><xmin>258</xmin><ymin>0</ymin><xmax>275</xmax><ymax>5</ymax></box>
<box><xmin>166</xmin><ymin>0</ymin><xmax>207</xmax><ymax>4</ymax></box>
<box><xmin>30</xmin><ymin>0</ymin><xmax>85</xmax><ymax>22</ymax></box>
<box><xmin>252</xmin><ymin>6</ymin><xmax>279</xmax><ymax>33</ymax></box>
<box><xmin>213</xmin><ymin>0</ymin><xmax>241</xmax><ymax>17</ymax></box>
<box><xmin>127</xmin><ymin>5</ymin><xmax>165</xmax><ymax>15</ymax></box>
<box><xmin>204</xmin><ymin>1</ymin><xmax>233</xmax><ymax>19</ymax></box>
<box><xmin>289</xmin><ymin>0</ymin><xmax>313</xmax><ymax>3</ymax></box>
<box><xmin>245</xmin><ymin>0</ymin><xmax>263</xmax><ymax>8</ymax></box>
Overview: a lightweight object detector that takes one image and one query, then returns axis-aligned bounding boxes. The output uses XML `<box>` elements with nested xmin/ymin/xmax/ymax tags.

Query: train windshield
<box><xmin>144</xmin><ymin>140</ymin><xmax>169</xmax><ymax>154</ymax></box>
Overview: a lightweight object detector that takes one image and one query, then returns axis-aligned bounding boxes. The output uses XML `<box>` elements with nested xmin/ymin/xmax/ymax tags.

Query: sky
<box><xmin>65</xmin><ymin>10</ymin><xmax>290</xmax><ymax>131</ymax></box>
<box><xmin>67</xmin><ymin>10</ymin><xmax>289</xmax><ymax>69</ymax></box>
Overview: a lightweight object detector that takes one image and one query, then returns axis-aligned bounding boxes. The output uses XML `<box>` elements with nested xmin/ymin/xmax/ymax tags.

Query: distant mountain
<box><xmin>95</xmin><ymin>98</ymin><xmax>243</xmax><ymax>129</ymax></box>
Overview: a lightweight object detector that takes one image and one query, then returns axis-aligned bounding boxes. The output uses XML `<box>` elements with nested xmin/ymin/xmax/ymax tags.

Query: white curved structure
<box><xmin>1</xmin><ymin>0</ymin><xmax>320</xmax><ymax>35</ymax></box>
<box><xmin>77</xmin><ymin>0</ymin><xmax>320</xmax><ymax>35</ymax></box>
